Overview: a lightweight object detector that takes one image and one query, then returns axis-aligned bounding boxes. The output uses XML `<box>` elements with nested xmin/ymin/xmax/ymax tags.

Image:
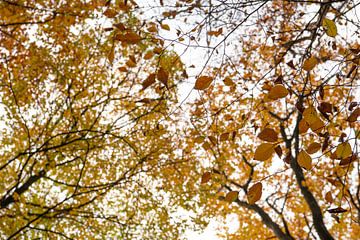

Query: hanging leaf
<box><xmin>325</xmin><ymin>191</ymin><xmax>333</xmax><ymax>203</ymax></box>
<box><xmin>157</xmin><ymin>67</ymin><xmax>169</xmax><ymax>88</ymax></box>
<box><xmin>142</xmin><ymin>74</ymin><xmax>156</xmax><ymax>90</ymax></box>
<box><xmin>225</xmin><ymin>191</ymin><xmax>238</xmax><ymax>203</ymax></box>
<box><xmin>161</xmin><ymin>24</ymin><xmax>170</xmax><ymax>31</ymax></box>
<box><xmin>297</xmin><ymin>150</ymin><xmax>312</xmax><ymax>170</ymax></box>
<box><xmin>299</xmin><ymin>119</ymin><xmax>309</xmax><ymax>134</ymax></box>
<box><xmin>104</xmin><ymin>8</ymin><xmax>117</xmax><ymax>18</ymax></box>
<box><xmin>201</xmin><ymin>172</ymin><xmax>211</xmax><ymax>184</ymax></box>
<box><xmin>347</xmin><ymin>108</ymin><xmax>360</xmax><ymax>122</ymax></box>
<box><xmin>306</xmin><ymin>142</ymin><xmax>321</xmax><ymax>154</ymax></box>
<box><xmin>268</xmin><ymin>84</ymin><xmax>289</xmax><ymax>100</ymax></box>
<box><xmin>258</xmin><ymin>128</ymin><xmax>278</xmax><ymax>142</ymax></box>
<box><xmin>335</xmin><ymin>142</ymin><xmax>352</xmax><ymax>159</ymax></box>
<box><xmin>322</xmin><ymin>18</ymin><xmax>337</xmax><ymax>37</ymax></box>
<box><xmin>274</xmin><ymin>145</ymin><xmax>282</xmax><ymax>158</ymax></box>
<box><xmin>247</xmin><ymin>182</ymin><xmax>262</xmax><ymax>204</ymax></box>
<box><xmin>303</xmin><ymin>56</ymin><xmax>318</xmax><ymax>71</ymax></box>
<box><xmin>254</xmin><ymin>143</ymin><xmax>275</xmax><ymax>161</ymax></box>
<box><xmin>339</xmin><ymin>155</ymin><xmax>357</xmax><ymax>166</ymax></box>
<box><xmin>194</xmin><ymin>76</ymin><xmax>214</xmax><ymax>90</ymax></box>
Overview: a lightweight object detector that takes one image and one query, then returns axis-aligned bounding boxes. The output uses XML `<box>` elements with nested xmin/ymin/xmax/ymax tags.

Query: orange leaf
<box><xmin>194</xmin><ymin>76</ymin><xmax>214</xmax><ymax>90</ymax></box>
<box><xmin>268</xmin><ymin>84</ymin><xmax>289</xmax><ymax>100</ymax></box>
<box><xmin>347</xmin><ymin>108</ymin><xmax>360</xmax><ymax>122</ymax></box>
<box><xmin>254</xmin><ymin>143</ymin><xmax>275</xmax><ymax>161</ymax></box>
<box><xmin>257</xmin><ymin>128</ymin><xmax>278</xmax><ymax>142</ymax></box>
<box><xmin>297</xmin><ymin>150</ymin><xmax>312</xmax><ymax>170</ymax></box>
<box><xmin>201</xmin><ymin>172</ymin><xmax>211</xmax><ymax>184</ymax></box>
<box><xmin>306</xmin><ymin>142</ymin><xmax>321</xmax><ymax>154</ymax></box>
<box><xmin>247</xmin><ymin>182</ymin><xmax>262</xmax><ymax>204</ymax></box>
<box><xmin>325</xmin><ymin>191</ymin><xmax>333</xmax><ymax>203</ymax></box>
<box><xmin>303</xmin><ymin>56</ymin><xmax>318</xmax><ymax>71</ymax></box>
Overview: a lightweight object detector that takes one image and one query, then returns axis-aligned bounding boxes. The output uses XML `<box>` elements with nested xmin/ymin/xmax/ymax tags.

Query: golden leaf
<box><xmin>306</xmin><ymin>142</ymin><xmax>321</xmax><ymax>154</ymax></box>
<box><xmin>254</xmin><ymin>143</ymin><xmax>275</xmax><ymax>161</ymax></box>
<box><xmin>303</xmin><ymin>56</ymin><xmax>318</xmax><ymax>71</ymax></box>
<box><xmin>268</xmin><ymin>84</ymin><xmax>289</xmax><ymax>100</ymax></box>
<box><xmin>335</xmin><ymin>142</ymin><xmax>352</xmax><ymax>159</ymax></box>
<box><xmin>322</xmin><ymin>18</ymin><xmax>337</xmax><ymax>37</ymax></box>
<box><xmin>297</xmin><ymin>150</ymin><xmax>312</xmax><ymax>170</ymax></box>
<box><xmin>225</xmin><ymin>191</ymin><xmax>238</xmax><ymax>203</ymax></box>
<box><xmin>247</xmin><ymin>182</ymin><xmax>262</xmax><ymax>204</ymax></box>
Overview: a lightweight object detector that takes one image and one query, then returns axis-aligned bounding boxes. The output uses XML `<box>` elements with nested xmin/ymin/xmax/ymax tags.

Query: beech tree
<box><xmin>151</xmin><ymin>0</ymin><xmax>359</xmax><ymax>239</ymax></box>
<box><xmin>0</xmin><ymin>0</ymin><xmax>195</xmax><ymax>239</ymax></box>
<box><xmin>0</xmin><ymin>0</ymin><xmax>359</xmax><ymax>240</ymax></box>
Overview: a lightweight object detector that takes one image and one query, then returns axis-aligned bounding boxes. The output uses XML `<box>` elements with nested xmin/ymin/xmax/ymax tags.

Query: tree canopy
<box><xmin>0</xmin><ymin>0</ymin><xmax>359</xmax><ymax>239</ymax></box>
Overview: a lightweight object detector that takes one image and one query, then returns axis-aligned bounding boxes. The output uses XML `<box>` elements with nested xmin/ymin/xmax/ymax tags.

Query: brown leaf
<box><xmin>194</xmin><ymin>76</ymin><xmax>214</xmax><ymax>90</ymax></box>
<box><xmin>142</xmin><ymin>74</ymin><xmax>156</xmax><ymax>90</ymax></box>
<box><xmin>325</xmin><ymin>191</ymin><xmax>333</xmax><ymax>203</ymax></box>
<box><xmin>306</xmin><ymin>142</ymin><xmax>321</xmax><ymax>154</ymax></box>
<box><xmin>268</xmin><ymin>84</ymin><xmax>289</xmax><ymax>100</ymax></box>
<box><xmin>157</xmin><ymin>67</ymin><xmax>169</xmax><ymax>88</ymax></box>
<box><xmin>297</xmin><ymin>150</ymin><xmax>312</xmax><ymax>170</ymax></box>
<box><xmin>274</xmin><ymin>145</ymin><xmax>282</xmax><ymax>158</ymax></box>
<box><xmin>303</xmin><ymin>56</ymin><xmax>318</xmax><ymax>71</ymax></box>
<box><xmin>201</xmin><ymin>172</ymin><xmax>211</xmax><ymax>184</ymax></box>
<box><xmin>257</xmin><ymin>128</ymin><xmax>278</xmax><ymax>142</ymax></box>
<box><xmin>247</xmin><ymin>182</ymin><xmax>262</xmax><ymax>204</ymax></box>
<box><xmin>327</xmin><ymin>207</ymin><xmax>347</xmax><ymax>214</ymax></box>
<box><xmin>225</xmin><ymin>191</ymin><xmax>238</xmax><ymax>203</ymax></box>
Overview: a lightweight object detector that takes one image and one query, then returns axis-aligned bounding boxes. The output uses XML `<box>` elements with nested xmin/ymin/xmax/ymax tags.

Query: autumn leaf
<box><xmin>194</xmin><ymin>76</ymin><xmax>214</xmax><ymax>90</ymax></box>
<box><xmin>325</xmin><ymin>191</ymin><xmax>333</xmax><ymax>203</ymax></box>
<box><xmin>297</xmin><ymin>150</ymin><xmax>312</xmax><ymax>170</ymax></box>
<box><xmin>306</xmin><ymin>142</ymin><xmax>321</xmax><ymax>154</ymax></box>
<box><xmin>322</xmin><ymin>18</ymin><xmax>337</xmax><ymax>37</ymax></box>
<box><xmin>201</xmin><ymin>172</ymin><xmax>211</xmax><ymax>184</ymax></box>
<box><xmin>247</xmin><ymin>182</ymin><xmax>262</xmax><ymax>204</ymax></box>
<box><xmin>268</xmin><ymin>84</ymin><xmax>289</xmax><ymax>100</ymax></box>
<box><xmin>303</xmin><ymin>56</ymin><xmax>318</xmax><ymax>71</ymax></box>
<box><xmin>335</xmin><ymin>142</ymin><xmax>352</xmax><ymax>159</ymax></box>
<box><xmin>254</xmin><ymin>143</ymin><xmax>275</xmax><ymax>161</ymax></box>
<box><xmin>157</xmin><ymin>67</ymin><xmax>169</xmax><ymax>88</ymax></box>
<box><xmin>142</xmin><ymin>74</ymin><xmax>156</xmax><ymax>90</ymax></box>
<box><xmin>225</xmin><ymin>191</ymin><xmax>238</xmax><ymax>203</ymax></box>
<box><xmin>161</xmin><ymin>24</ymin><xmax>170</xmax><ymax>31</ymax></box>
<box><xmin>257</xmin><ymin>128</ymin><xmax>278</xmax><ymax>142</ymax></box>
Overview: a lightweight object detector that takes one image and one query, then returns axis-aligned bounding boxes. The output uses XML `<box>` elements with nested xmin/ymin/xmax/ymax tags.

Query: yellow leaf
<box><xmin>247</xmin><ymin>182</ymin><xmax>262</xmax><ymax>204</ymax></box>
<box><xmin>306</xmin><ymin>142</ymin><xmax>321</xmax><ymax>154</ymax></box>
<box><xmin>297</xmin><ymin>150</ymin><xmax>312</xmax><ymax>170</ymax></box>
<box><xmin>194</xmin><ymin>76</ymin><xmax>214</xmax><ymax>90</ymax></box>
<box><xmin>257</xmin><ymin>128</ymin><xmax>278</xmax><ymax>142</ymax></box>
<box><xmin>322</xmin><ymin>18</ymin><xmax>337</xmax><ymax>37</ymax></box>
<box><xmin>201</xmin><ymin>172</ymin><xmax>211</xmax><ymax>184</ymax></box>
<box><xmin>309</xmin><ymin>117</ymin><xmax>325</xmax><ymax>133</ymax></box>
<box><xmin>161</xmin><ymin>24</ymin><xmax>170</xmax><ymax>31</ymax></box>
<box><xmin>254</xmin><ymin>143</ymin><xmax>275</xmax><ymax>161</ymax></box>
<box><xmin>303</xmin><ymin>56</ymin><xmax>318</xmax><ymax>71</ymax></box>
<box><xmin>302</xmin><ymin>107</ymin><xmax>318</xmax><ymax>125</ymax></box>
<box><xmin>335</xmin><ymin>142</ymin><xmax>352</xmax><ymax>159</ymax></box>
<box><xmin>268</xmin><ymin>84</ymin><xmax>289</xmax><ymax>100</ymax></box>
<box><xmin>225</xmin><ymin>191</ymin><xmax>238</xmax><ymax>203</ymax></box>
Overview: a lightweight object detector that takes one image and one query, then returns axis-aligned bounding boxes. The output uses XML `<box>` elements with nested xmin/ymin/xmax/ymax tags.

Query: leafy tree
<box><xmin>0</xmin><ymin>0</ymin><xmax>193</xmax><ymax>239</ymax></box>
<box><xmin>1</xmin><ymin>0</ymin><xmax>359</xmax><ymax>240</ymax></box>
<box><xmin>151</xmin><ymin>0</ymin><xmax>359</xmax><ymax>239</ymax></box>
